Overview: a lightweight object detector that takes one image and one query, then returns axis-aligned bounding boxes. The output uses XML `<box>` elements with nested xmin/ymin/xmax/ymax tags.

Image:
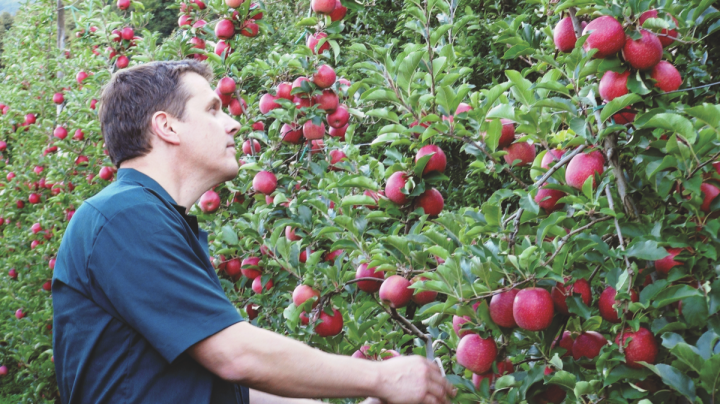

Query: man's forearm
<box><xmin>249</xmin><ymin>388</ymin><xmax>323</xmax><ymax>404</ymax></box>
<box><xmin>229</xmin><ymin>322</ymin><xmax>382</xmax><ymax>399</ymax></box>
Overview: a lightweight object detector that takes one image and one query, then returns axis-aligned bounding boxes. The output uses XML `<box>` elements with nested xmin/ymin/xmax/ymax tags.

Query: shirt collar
<box><xmin>117</xmin><ymin>168</ymin><xmax>200</xmax><ymax>235</ymax></box>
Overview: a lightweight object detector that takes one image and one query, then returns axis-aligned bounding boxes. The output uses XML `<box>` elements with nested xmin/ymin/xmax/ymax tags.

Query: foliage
<box><xmin>1</xmin><ymin>0</ymin><xmax>720</xmax><ymax>402</ymax></box>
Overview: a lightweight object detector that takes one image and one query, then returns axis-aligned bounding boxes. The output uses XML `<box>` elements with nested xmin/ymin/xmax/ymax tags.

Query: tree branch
<box><xmin>448</xmin><ymin>134</ymin><xmax>528</xmax><ymax>188</ymax></box>
<box><xmin>600</xmin><ymin>117</ymin><xmax>639</xmax><ymax>220</ymax></box>
<box><xmin>687</xmin><ymin>149</ymin><xmax>720</xmax><ymax>179</ymax></box>
<box><xmin>541</xmin><ymin>216</ymin><xmax>613</xmax><ymax>266</ymax></box>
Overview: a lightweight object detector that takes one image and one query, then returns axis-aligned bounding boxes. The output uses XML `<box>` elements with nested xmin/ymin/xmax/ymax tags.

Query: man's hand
<box><xmin>375</xmin><ymin>356</ymin><xmax>456</xmax><ymax>404</ymax></box>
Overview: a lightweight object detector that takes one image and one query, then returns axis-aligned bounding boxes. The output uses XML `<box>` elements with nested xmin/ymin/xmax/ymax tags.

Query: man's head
<box><xmin>99</xmin><ymin>60</ymin><xmax>240</xmax><ymax>182</ymax></box>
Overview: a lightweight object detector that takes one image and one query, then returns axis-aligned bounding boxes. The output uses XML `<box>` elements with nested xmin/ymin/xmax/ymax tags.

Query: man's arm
<box><xmin>188</xmin><ymin>322</ymin><xmax>454</xmax><ymax>404</ymax></box>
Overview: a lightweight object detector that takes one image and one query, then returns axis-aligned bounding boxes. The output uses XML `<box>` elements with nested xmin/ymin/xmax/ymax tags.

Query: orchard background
<box><xmin>1</xmin><ymin>0</ymin><xmax>720</xmax><ymax>401</ymax></box>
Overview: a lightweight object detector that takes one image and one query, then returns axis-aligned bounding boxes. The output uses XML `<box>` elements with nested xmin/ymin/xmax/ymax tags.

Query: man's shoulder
<box><xmin>83</xmin><ymin>180</ymin><xmax>168</xmax><ymax>221</ymax></box>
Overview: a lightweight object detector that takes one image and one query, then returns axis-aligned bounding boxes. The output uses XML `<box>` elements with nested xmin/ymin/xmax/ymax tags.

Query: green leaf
<box><xmin>567</xmin><ymin>296</ymin><xmax>592</xmax><ymax>320</ymax></box>
<box><xmin>640</xmin><ymin>113</ymin><xmax>697</xmax><ymax>144</ymax></box>
<box><xmin>341</xmin><ymin>195</ymin><xmax>376</xmax><ymax>207</ymax></box>
<box><xmin>484</xmin><ymin>119</ymin><xmax>502</xmax><ymax>152</ymax></box>
<box><xmin>600</xmin><ymin>94</ymin><xmax>642</xmax><ymax>122</ymax></box>
<box><xmin>548</xmin><ymin>370</ymin><xmax>576</xmax><ymax>389</ymax></box>
<box><xmin>505</xmin><ymin>70</ymin><xmax>534</xmax><ymax>106</ymax></box>
<box><xmin>296</xmin><ymin>17</ymin><xmax>318</xmax><ymax>26</ymax></box>
<box><xmin>652</xmin><ymin>285</ymin><xmax>703</xmax><ymax>308</ymax></box>
<box><xmin>335</xmin><ymin>176</ymin><xmax>378</xmax><ymax>190</ymax></box>
<box><xmin>625</xmin><ymin>240</ymin><xmax>668</xmax><ymax>260</ymax></box>
<box><xmin>414</xmin><ymin>154</ymin><xmax>433</xmax><ymax>178</ymax></box>
<box><xmin>669</xmin><ymin>342</ymin><xmax>704</xmax><ymax>373</ymax></box>
<box><xmin>642</xmin><ymin>363</ymin><xmax>696</xmax><ymax>400</ymax></box>
<box><xmin>221</xmin><ymin>225</ymin><xmax>239</xmax><ymax>245</ymax></box>
<box><xmin>396</xmin><ymin>51</ymin><xmax>424</xmax><ymax>92</ymax></box>
<box><xmin>481</xmin><ymin>202</ymin><xmax>501</xmax><ymax>227</ymax></box>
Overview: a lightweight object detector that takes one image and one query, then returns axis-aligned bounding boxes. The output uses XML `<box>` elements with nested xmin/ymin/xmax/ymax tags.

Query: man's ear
<box><xmin>150</xmin><ymin>111</ymin><xmax>181</xmax><ymax>146</ymax></box>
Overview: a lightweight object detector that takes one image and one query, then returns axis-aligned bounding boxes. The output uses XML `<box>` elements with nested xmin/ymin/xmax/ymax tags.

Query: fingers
<box><xmin>424</xmin><ymin>360</ymin><xmax>454</xmax><ymax>404</ymax></box>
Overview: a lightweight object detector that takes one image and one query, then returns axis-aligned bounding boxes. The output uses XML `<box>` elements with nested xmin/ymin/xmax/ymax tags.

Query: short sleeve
<box><xmin>87</xmin><ymin>202</ymin><xmax>243</xmax><ymax>364</ymax></box>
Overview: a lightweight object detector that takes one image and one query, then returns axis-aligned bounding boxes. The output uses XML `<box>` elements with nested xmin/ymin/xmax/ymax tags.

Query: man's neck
<box><xmin>120</xmin><ymin>159</ymin><xmax>210</xmax><ymax>213</ymax></box>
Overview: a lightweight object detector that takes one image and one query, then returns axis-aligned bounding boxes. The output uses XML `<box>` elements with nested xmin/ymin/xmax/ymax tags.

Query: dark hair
<box><xmin>99</xmin><ymin>60</ymin><xmax>213</xmax><ymax>167</ymax></box>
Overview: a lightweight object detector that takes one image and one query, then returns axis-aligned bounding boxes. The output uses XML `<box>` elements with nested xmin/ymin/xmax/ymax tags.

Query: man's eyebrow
<box><xmin>206</xmin><ymin>96</ymin><xmax>221</xmax><ymax>110</ymax></box>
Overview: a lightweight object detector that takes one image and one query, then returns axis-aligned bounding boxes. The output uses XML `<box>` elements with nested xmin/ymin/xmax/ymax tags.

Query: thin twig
<box><xmin>448</xmin><ymin>134</ymin><xmax>528</xmax><ymax>188</ymax></box>
<box><xmin>687</xmin><ymin>149</ymin><xmax>720</xmax><ymax>179</ymax></box>
<box><xmin>533</xmin><ymin>144</ymin><xmax>587</xmax><ymax>188</ymax></box>
<box><xmin>541</xmin><ymin>216</ymin><xmax>613</xmax><ymax>266</ymax></box>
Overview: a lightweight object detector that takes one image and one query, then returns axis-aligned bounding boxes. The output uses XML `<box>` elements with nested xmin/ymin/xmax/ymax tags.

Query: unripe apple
<box><xmin>241</xmin><ymin>257</ymin><xmax>262</xmax><ymax>279</ymax></box>
<box><xmin>513</xmin><ymin>287</ymin><xmax>554</xmax><ymax>331</ymax></box>
<box><xmin>410</xmin><ymin>276</ymin><xmax>437</xmax><ymax>305</ymax></box>
<box><xmin>314</xmin><ymin>90</ymin><xmax>339</xmax><ymax>111</ymax></box>
<box><xmin>415</xmin><ymin>144</ymin><xmax>447</xmax><ymax>175</ymax></box>
<box><xmin>655</xmin><ymin>247</ymin><xmax>684</xmax><ymax>275</ymax></box>
<box><xmin>639</xmin><ymin>10</ymin><xmax>678</xmax><ymax>47</ymax></box>
<box><xmin>53</xmin><ymin>92</ymin><xmax>64</xmax><ymax>104</ymax></box>
<box><xmin>489</xmin><ymin>288</ymin><xmax>519</xmax><ymax>328</ymax></box>
<box><xmin>599</xmin><ymin>70</ymin><xmax>629</xmax><ymax>102</ymax></box>
<box><xmin>259</xmin><ymin>93</ymin><xmax>281</xmax><ymax>114</ymax></box>
<box><xmin>456</xmin><ymin>334</ymin><xmax>497</xmax><ymax>374</ymax></box>
<box><xmin>54</xmin><ymin>126</ymin><xmax>67</xmax><ymax>139</ymax></box>
<box><xmin>199</xmin><ymin>190</ymin><xmax>220</xmax><ymax>212</ymax></box>
<box><xmin>535</xmin><ymin>187</ymin><xmax>566</xmax><ymax>213</ymax></box>
<box><xmin>598</xmin><ymin>286</ymin><xmax>639</xmax><ymax>323</ymax></box>
<box><xmin>313</xmin><ymin>65</ymin><xmax>336</xmax><ymax>88</ymax></box>
<box><xmin>572</xmin><ymin>331</ymin><xmax>606</xmax><ymax>361</ymax></box>
<box><xmin>240</xmin><ymin>20</ymin><xmax>259</xmax><ymax>37</ymax></box>
<box><xmin>117</xmin><ymin>0</ymin><xmax>130</xmax><ymax>9</ymax></box>
<box><xmin>242</xmin><ymin>139</ymin><xmax>261</xmax><ymax>155</ymax></box>
<box><xmin>385</xmin><ymin>171</ymin><xmax>409</xmax><ymax>205</ymax></box>
<box><xmin>277</xmin><ymin>82</ymin><xmax>293</xmax><ymax>100</ymax></box>
<box><xmin>312</xmin><ymin>0</ymin><xmax>335</xmax><ymax>13</ymax></box>
<box><xmin>315</xmin><ymin>308</ymin><xmax>343</xmax><ymax>337</ymax></box>
<box><xmin>224</xmin><ymin>258</ymin><xmax>242</xmax><ymax>280</ymax></box>
<box><xmin>303</xmin><ymin>120</ymin><xmax>326</xmax><ymax>140</ymax></box>
<box><xmin>99</xmin><ymin>167</ymin><xmax>114</xmax><ymax>181</ymax></box>
<box><xmin>565</xmin><ymin>150</ymin><xmax>605</xmax><ymax>189</ymax></box>
<box><xmin>650</xmin><ymin>61</ymin><xmax>682</xmax><ymax>92</ymax></box>
<box><xmin>293</xmin><ymin>284</ymin><xmax>320</xmax><ymax>308</ymax></box>
<box><xmin>550</xmin><ymin>277</ymin><xmax>591</xmax><ymax>315</ymax></box>
<box><xmin>281</xmin><ymin>124</ymin><xmax>303</xmax><ymax>144</ymax></box>
<box><xmin>582</xmin><ymin>16</ymin><xmax>626</xmax><ymax>58</ymax></box>
<box><xmin>379</xmin><ymin>275</ymin><xmax>413</xmax><ymax>308</ymax></box>
<box><xmin>217</xmin><ymin>77</ymin><xmax>236</xmax><ymax>95</ymax></box>
<box><xmin>622</xmin><ymin>30</ymin><xmax>663</xmax><ymax>70</ymax></box>
<box><xmin>327</xmin><ymin>105</ymin><xmax>350</xmax><ymax>128</ymax></box>
<box><xmin>415</xmin><ymin>188</ymin><xmax>444</xmax><ymax>216</ymax></box>
<box><xmin>329</xmin><ymin>124</ymin><xmax>348</xmax><ymax>140</ymax></box>
<box><xmin>615</xmin><ymin>327</ymin><xmax>658</xmax><ymax>369</ymax></box>
<box><xmin>355</xmin><ymin>263</ymin><xmax>384</xmax><ymax>293</ymax></box>
<box><xmin>215</xmin><ymin>19</ymin><xmax>235</xmax><ymax>40</ymax></box>
<box><xmin>552</xmin><ymin>330</ymin><xmax>574</xmax><ymax>357</ymax></box>
<box><xmin>329</xmin><ymin>0</ymin><xmax>347</xmax><ymax>21</ymax></box>
<box><xmin>306</xmin><ymin>32</ymin><xmax>330</xmax><ymax>54</ymax></box>
<box><xmin>252</xmin><ymin>276</ymin><xmax>273</xmax><ymax>293</ymax></box>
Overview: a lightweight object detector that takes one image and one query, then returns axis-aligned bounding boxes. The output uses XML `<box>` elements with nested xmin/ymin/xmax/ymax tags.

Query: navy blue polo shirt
<box><xmin>52</xmin><ymin>168</ymin><xmax>249</xmax><ymax>404</ymax></box>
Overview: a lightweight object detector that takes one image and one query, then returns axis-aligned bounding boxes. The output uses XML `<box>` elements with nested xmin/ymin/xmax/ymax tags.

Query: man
<box><xmin>52</xmin><ymin>60</ymin><xmax>455</xmax><ymax>404</ymax></box>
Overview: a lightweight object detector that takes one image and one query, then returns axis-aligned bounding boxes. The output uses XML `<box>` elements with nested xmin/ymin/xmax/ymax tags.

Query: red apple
<box><xmin>8</xmin><ymin>268</ymin><xmax>17</xmax><ymax>279</ymax></box>
<box><xmin>352</xmin><ymin>345</ymin><xmax>375</xmax><ymax>360</ymax></box>
<box><xmin>217</xmin><ymin>76</ymin><xmax>236</xmax><ymax>95</ymax></box>
<box><xmin>385</xmin><ymin>172</ymin><xmax>409</xmax><ymax>204</ymax></box>
<box><xmin>215</xmin><ymin>40</ymin><xmax>232</xmax><ymax>57</ymax></box>
<box><xmin>242</xmin><ymin>139</ymin><xmax>261</xmax><ymax>155</ymax></box>
<box><xmin>285</xmin><ymin>226</ymin><xmax>302</xmax><ymax>241</ymax></box>
<box><xmin>700</xmin><ymin>182</ymin><xmax>719</xmax><ymax>213</ymax></box>
<box><xmin>535</xmin><ymin>187</ymin><xmax>566</xmax><ymax>213</ymax></box>
<box><xmin>15</xmin><ymin>309</ymin><xmax>24</xmax><ymax>319</ymax></box>
<box><xmin>379</xmin><ymin>275</ymin><xmax>413</xmax><ymax>308</ymax></box>
<box><xmin>29</xmin><ymin>193</ymin><xmax>41</xmax><ymax>204</ymax></box>
<box><xmin>293</xmin><ymin>284</ymin><xmax>320</xmax><ymax>308</ymax></box>
<box><xmin>415</xmin><ymin>144</ymin><xmax>447</xmax><ymax>175</ymax></box>
<box><xmin>615</xmin><ymin>327</ymin><xmax>658</xmax><ymax>369</ymax></box>
<box><xmin>117</xmin><ymin>0</ymin><xmax>130</xmax><ymax>9</ymax></box>
<box><xmin>456</xmin><ymin>334</ymin><xmax>497</xmax><ymax>374</ymax></box>
<box><xmin>550</xmin><ymin>278</ymin><xmax>591</xmax><ymax>315</ymax></box>
<box><xmin>229</xmin><ymin>97</ymin><xmax>247</xmax><ymax>116</ymax></box>
<box><xmin>356</xmin><ymin>263</ymin><xmax>384</xmax><ymax>293</ymax></box>
<box><xmin>324</xmin><ymin>249</ymin><xmax>343</xmax><ymax>262</ymax></box>
<box><xmin>313</xmin><ymin>65</ymin><xmax>336</xmax><ymax>88</ymax></box>
<box><xmin>513</xmin><ymin>288</ymin><xmax>554</xmax><ymax>331</ymax></box>
<box><xmin>240</xmin><ymin>20</ymin><xmax>259</xmax><ymax>37</ymax></box>
<box><xmin>328</xmin><ymin>0</ymin><xmax>347</xmax><ymax>21</ymax></box>
<box><xmin>410</xmin><ymin>276</ymin><xmax>437</xmax><ymax>305</ymax></box>
<box><xmin>0</xmin><ymin>365</ymin><xmax>7</xmax><ymax>376</ymax></box>
<box><xmin>215</xmin><ymin>19</ymin><xmax>235</xmax><ymax>40</ymax></box>
<box><xmin>199</xmin><ymin>190</ymin><xmax>220</xmax><ymax>212</ymax></box>
<box><xmin>299</xmin><ymin>248</ymin><xmax>314</xmax><ymax>263</ymax></box>
<box><xmin>73</xmin><ymin>129</ymin><xmax>84</xmax><ymax>140</ymax></box>
<box><xmin>503</xmin><ymin>141</ymin><xmax>536</xmax><ymax>167</ymax></box>
<box><xmin>241</xmin><ymin>257</ymin><xmax>262</xmax><ymax>279</ymax></box>
<box><xmin>315</xmin><ymin>308</ymin><xmax>343</xmax><ymax>337</ymax></box>
<box><xmin>655</xmin><ymin>247</ymin><xmax>684</xmax><ymax>275</ymax></box>
<box><xmin>489</xmin><ymin>289</ymin><xmax>519</xmax><ymax>328</ymax></box>
<box><xmin>252</xmin><ymin>276</ymin><xmax>273</xmax><ymax>293</ymax></box>
<box><xmin>599</xmin><ymin>70</ymin><xmax>630</xmax><ymax>102</ymax></box>
<box><xmin>472</xmin><ymin>358</ymin><xmax>514</xmax><ymax>389</ymax></box>
<box><xmin>415</xmin><ymin>188</ymin><xmax>444</xmax><ymax>216</ymax></box>
<box><xmin>311</xmin><ymin>0</ymin><xmax>335</xmax><ymax>13</ymax></box>
<box><xmin>582</xmin><ymin>16</ymin><xmax>626</xmax><ymax>58</ymax></box>
<box><xmin>303</xmin><ymin>120</ymin><xmax>326</xmax><ymax>140</ymax></box>
<box><xmin>53</xmin><ymin>92</ymin><xmax>64</xmax><ymax>104</ymax></box>
<box><xmin>54</xmin><ymin>126</ymin><xmax>67</xmax><ymax>139</ymax></box>
<box><xmin>307</xmin><ymin>32</ymin><xmax>330</xmax><ymax>54</ymax></box>
<box><xmin>281</xmin><ymin>124</ymin><xmax>303</xmax><ymax>144</ymax></box>
<box><xmin>99</xmin><ymin>167</ymin><xmax>114</xmax><ymax>181</ymax></box>
<box><xmin>622</xmin><ymin>30</ymin><xmax>663</xmax><ymax>71</ymax></box>
<box><xmin>552</xmin><ymin>331</ymin><xmax>574</xmax><ymax>357</ymax></box>
<box><xmin>541</xmin><ymin>149</ymin><xmax>566</xmax><ymax>169</ymax></box>
<box><xmin>327</xmin><ymin>105</ymin><xmax>350</xmax><ymax>128</ymax></box>
<box><xmin>226</xmin><ymin>0</ymin><xmax>244</xmax><ymax>7</ymax></box>
<box><xmin>314</xmin><ymin>90</ymin><xmax>339</xmax><ymax>111</ymax></box>
<box><xmin>639</xmin><ymin>10</ymin><xmax>679</xmax><ymax>47</ymax></box>
<box><xmin>572</xmin><ymin>331</ymin><xmax>606</xmax><ymax>360</ymax></box>
<box><xmin>116</xmin><ymin>55</ymin><xmax>130</xmax><ymax>69</ymax></box>
<box><xmin>178</xmin><ymin>14</ymin><xmax>192</xmax><ymax>27</ymax></box>
<box><xmin>277</xmin><ymin>82</ymin><xmax>293</xmax><ymax>100</ymax></box>
<box><xmin>252</xmin><ymin>171</ymin><xmax>277</xmax><ymax>194</ymax></box>
<box><xmin>329</xmin><ymin>149</ymin><xmax>347</xmax><ymax>169</ymax></box>
<box><xmin>553</xmin><ymin>17</ymin><xmax>585</xmax><ymax>52</ymax></box>
<box><xmin>121</xmin><ymin>27</ymin><xmax>134</xmax><ymax>40</ymax></box>
<box><xmin>246</xmin><ymin>303</ymin><xmax>259</xmax><ymax>320</ymax></box>
<box><xmin>598</xmin><ymin>286</ymin><xmax>639</xmax><ymax>323</ymax></box>
<box><xmin>650</xmin><ymin>60</ymin><xmax>682</xmax><ymax>92</ymax></box>
<box><xmin>329</xmin><ymin>124</ymin><xmax>348</xmax><ymax>140</ymax></box>
<box><xmin>226</xmin><ymin>258</ymin><xmax>243</xmax><ymax>280</ymax></box>
<box><xmin>252</xmin><ymin>122</ymin><xmax>265</xmax><ymax>131</ymax></box>
<box><xmin>565</xmin><ymin>150</ymin><xmax>605</xmax><ymax>189</ymax></box>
